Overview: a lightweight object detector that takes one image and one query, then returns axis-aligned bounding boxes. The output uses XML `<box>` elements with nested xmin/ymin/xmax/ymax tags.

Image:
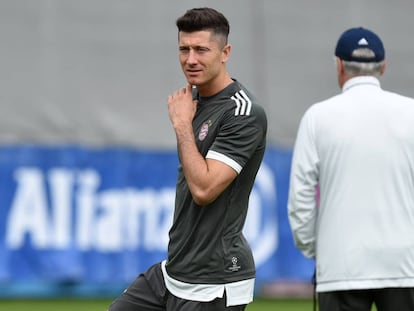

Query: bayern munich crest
<box><xmin>198</xmin><ymin>120</ymin><xmax>212</xmax><ymax>141</ymax></box>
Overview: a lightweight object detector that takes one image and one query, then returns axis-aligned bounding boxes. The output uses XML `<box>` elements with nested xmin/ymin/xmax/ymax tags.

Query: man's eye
<box><xmin>196</xmin><ymin>47</ymin><xmax>209</xmax><ymax>52</ymax></box>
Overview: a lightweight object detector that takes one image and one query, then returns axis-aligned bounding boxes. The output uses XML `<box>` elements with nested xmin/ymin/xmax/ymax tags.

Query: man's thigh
<box><xmin>107</xmin><ymin>276</ymin><xmax>165</xmax><ymax>311</ymax></box>
<box><xmin>373</xmin><ymin>287</ymin><xmax>414</xmax><ymax>311</ymax></box>
<box><xmin>108</xmin><ymin>281</ymin><xmax>247</xmax><ymax>311</ymax></box>
<box><xmin>107</xmin><ymin>262</ymin><xmax>247</xmax><ymax>311</ymax></box>
<box><xmin>108</xmin><ymin>263</ymin><xmax>167</xmax><ymax>311</ymax></box>
<box><xmin>318</xmin><ymin>290</ymin><xmax>373</xmax><ymax>311</ymax></box>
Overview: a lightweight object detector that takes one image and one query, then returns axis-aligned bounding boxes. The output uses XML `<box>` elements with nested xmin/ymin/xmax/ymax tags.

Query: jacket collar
<box><xmin>342</xmin><ymin>76</ymin><xmax>381</xmax><ymax>93</ymax></box>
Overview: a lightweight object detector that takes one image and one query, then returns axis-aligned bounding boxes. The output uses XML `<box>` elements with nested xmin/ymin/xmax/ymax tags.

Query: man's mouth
<box><xmin>186</xmin><ymin>69</ymin><xmax>202</xmax><ymax>75</ymax></box>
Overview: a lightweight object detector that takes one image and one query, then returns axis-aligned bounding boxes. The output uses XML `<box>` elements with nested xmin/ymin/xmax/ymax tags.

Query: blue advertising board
<box><xmin>0</xmin><ymin>145</ymin><xmax>314</xmax><ymax>297</ymax></box>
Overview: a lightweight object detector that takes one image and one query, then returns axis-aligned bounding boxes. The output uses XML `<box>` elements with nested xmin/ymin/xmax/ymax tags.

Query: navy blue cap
<box><xmin>335</xmin><ymin>27</ymin><xmax>385</xmax><ymax>62</ymax></box>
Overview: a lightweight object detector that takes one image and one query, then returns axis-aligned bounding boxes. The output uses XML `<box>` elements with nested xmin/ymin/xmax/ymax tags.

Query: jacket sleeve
<box><xmin>287</xmin><ymin>108</ymin><xmax>319</xmax><ymax>258</ymax></box>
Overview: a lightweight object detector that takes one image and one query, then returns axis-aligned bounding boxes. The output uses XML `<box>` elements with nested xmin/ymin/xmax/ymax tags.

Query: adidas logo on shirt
<box><xmin>231</xmin><ymin>90</ymin><xmax>252</xmax><ymax>116</ymax></box>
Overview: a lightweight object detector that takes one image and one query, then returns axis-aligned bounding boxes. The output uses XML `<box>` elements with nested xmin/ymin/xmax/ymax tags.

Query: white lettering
<box><xmin>76</xmin><ymin>170</ymin><xmax>100</xmax><ymax>251</ymax></box>
<box><xmin>95</xmin><ymin>190</ymin><xmax>124</xmax><ymax>252</ymax></box>
<box><xmin>245</xmin><ymin>163</ymin><xmax>278</xmax><ymax>266</ymax></box>
<box><xmin>49</xmin><ymin>169</ymin><xmax>74</xmax><ymax>249</ymax></box>
<box><xmin>124</xmin><ymin>188</ymin><xmax>174</xmax><ymax>251</ymax></box>
<box><xmin>6</xmin><ymin>168</ymin><xmax>50</xmax><ymax>249</ymax></box>
<box><xmin>5</xmin><ymin>164</ymin><xmax>276</xmax><ymax>269</ymax></box>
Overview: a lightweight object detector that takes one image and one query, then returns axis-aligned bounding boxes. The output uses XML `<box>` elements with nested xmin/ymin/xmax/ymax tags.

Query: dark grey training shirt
<box><xmin>166</xmin><ymin>80</ymin><xmax>267</xmax><ymax>284</ymax></box>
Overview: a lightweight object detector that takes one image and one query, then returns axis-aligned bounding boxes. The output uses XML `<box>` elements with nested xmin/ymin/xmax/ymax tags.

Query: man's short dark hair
<box><xmin>176</xmin><ymin>7</ymin><xmax>230</xmax><ymax>42</ymax></box>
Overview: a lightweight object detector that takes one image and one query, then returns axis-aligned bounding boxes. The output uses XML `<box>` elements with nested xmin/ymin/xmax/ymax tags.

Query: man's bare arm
<box><xmin>168</xmin><ymin>85</ymin><xmax>237</xmax><ymax>205</ymax></box>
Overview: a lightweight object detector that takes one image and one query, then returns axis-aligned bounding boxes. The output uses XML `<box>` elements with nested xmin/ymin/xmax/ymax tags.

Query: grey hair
<box><xmin>342</xmin><ymin>48</ymin><xmax>384</xmax><ymax>77</ymax></box>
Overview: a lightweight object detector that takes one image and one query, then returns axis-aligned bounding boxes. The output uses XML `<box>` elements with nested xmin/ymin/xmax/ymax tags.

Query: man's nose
<box><xmin>186</xmin><ymin>50</ymin><xmax>198</xmax><ymax>64</ymax></box>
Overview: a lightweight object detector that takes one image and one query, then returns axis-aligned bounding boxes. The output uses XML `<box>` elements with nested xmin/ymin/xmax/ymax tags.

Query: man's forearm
<box><xmin>174</xmin><ymin>123</ymin><xmax>211</xmax><ymax>205</ymax></box>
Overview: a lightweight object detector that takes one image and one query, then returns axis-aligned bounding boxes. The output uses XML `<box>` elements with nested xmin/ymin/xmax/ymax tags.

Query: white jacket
<box><xmin>288</xmin><ymin>76</ymin><xmax>414</xmax><ymax>292</ymax></box>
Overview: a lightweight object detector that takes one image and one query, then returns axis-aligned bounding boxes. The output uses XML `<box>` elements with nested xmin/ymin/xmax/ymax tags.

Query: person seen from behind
<box><xmin>288</xmin><ymin>27</ymin><xmax>414</xmax><ymax>311</ymax></box>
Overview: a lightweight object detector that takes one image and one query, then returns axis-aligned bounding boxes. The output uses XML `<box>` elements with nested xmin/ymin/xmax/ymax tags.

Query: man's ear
<box><xmin>222</xmin><ymin>44</ymin><xmax>231</xmax><ymax>63</ymax></box>
<box><xmin>336</xmin><ymin>57</ymin><xmax>344</xmax><ymax>74</ymax></box>
<box><xmin>380</xmin><ymin>61</ymin><xmax>386</xmax><ymax>76</ymax></box>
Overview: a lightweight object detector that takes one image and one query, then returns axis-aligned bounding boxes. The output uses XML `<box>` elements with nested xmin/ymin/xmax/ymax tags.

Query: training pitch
<box><xmin>0</xmin><ymin>298</ymin><xmax>313</xmax><ymax>311</ymax></box>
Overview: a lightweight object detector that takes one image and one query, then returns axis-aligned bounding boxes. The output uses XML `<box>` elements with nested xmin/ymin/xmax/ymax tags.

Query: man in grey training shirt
<box><xmin>108</xmin><ymin>7</ymin><xmax>267</xmax><ymax>311</ymax></box>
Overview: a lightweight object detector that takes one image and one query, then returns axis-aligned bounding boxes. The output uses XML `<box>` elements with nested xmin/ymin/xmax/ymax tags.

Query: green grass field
<box><xmin>0</xmin><ymin>298</ymin><xmax>313</xmax><ymax>311</ymax></box>
<box><xmin>0</xmin><ymin>297</ymin><xmax>379</xmax><ymax>310</ymax></box>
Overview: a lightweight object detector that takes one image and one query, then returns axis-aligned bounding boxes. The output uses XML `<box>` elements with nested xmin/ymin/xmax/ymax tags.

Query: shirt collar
<box><xmin>342</xmin><ymin>76</ymin><xmax>381</xmax><ymax>93</ymax></box>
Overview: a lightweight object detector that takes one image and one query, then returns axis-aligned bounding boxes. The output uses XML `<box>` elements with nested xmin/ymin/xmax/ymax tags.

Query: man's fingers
<box><xmin>169</xmin><ymin>85</ymin><xmax>192</xmax><ymax>99</ymax></box>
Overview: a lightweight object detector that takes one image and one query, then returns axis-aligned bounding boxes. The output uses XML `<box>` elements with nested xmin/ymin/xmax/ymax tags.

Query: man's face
<box><xmin>178</xmin><ymin>30</ymin><xmax>229</xmax><ymax>88</ymax></box>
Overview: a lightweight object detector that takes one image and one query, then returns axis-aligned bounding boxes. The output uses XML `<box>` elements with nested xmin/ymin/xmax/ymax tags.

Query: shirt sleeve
<box><xmin>206</xmin><ymin>150</ymin><xmax>243</xmax><ymax>173</ymax></box>
<box><xmin>207</xmin><ymin>105</ymin><xmax>267</xmax><ymax>173</ymax></box>
<box><xmin>287</xmin><ymin>107</ymin><xmax>319</xmax><ymax>258</ymax></box>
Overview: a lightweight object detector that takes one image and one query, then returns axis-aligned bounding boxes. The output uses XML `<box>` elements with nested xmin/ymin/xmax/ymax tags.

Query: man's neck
<box><xmin>197</xmin><ymin>74</ymin><xmax>233</xmax><ymax>97</ymax></box>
